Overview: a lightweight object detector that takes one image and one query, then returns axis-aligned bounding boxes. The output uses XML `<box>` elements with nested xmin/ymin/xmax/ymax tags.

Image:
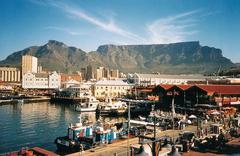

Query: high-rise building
<box><xmin>86</xmin><ymin>65</ymin><xmax>93</xmax><ymax>80</ymax></box>
<box><xmin>110</xmin><ymin>69</ymin><xmax>119</xmax><ymax>78</ymax></box>
<box><xmin>96</xmin><ymin>67</ymin><xmax>104</xmax><ymax>80</ymax></box>
<box><xmin>0</xmin><ymin>67</ymin><xmax>21</xmax><ymax>82</ymax></box>
<box><xmin>80</xmin><ymin>68</ymin><xmax>86</xmax><ymax>80</ymax></box>
<box><xmin>37</xmin><ymin>65</ymin><xmax>43</xmax><ymax>73</ymax></box>
<box><xmin>103</xmin><ymin>68</ymin><xmax>110</xmax><ymax>79</ymax></box>
<box><xmin>21</xmin><ymin>55</ymin><xmax>38</xmax><ymax>76</ymax></box>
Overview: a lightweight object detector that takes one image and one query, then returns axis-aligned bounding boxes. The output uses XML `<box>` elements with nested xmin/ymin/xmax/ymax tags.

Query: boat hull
<box><xmin>55</xmin><ymin>137</ymin><xmax>81</xmax><ymax>152</ymax></box>
<box><xmin>75</xmin><ymin>107</ymin><xmax>97</xmax><ymax>112</ymax></box>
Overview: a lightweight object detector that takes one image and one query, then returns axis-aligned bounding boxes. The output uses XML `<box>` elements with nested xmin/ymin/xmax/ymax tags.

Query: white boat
<box><xmin>75</xmin><ymin>95</ymin><xmax>99</xmax><ymax>112</ymax></box>
<box><xmin>98</xmin><ymin>98</ymin><xmax>127</xmax><ymax>115</ymax></box>
<box><xmin>18</xmin><ymin>99</ymin><xmax>24</xmax><ymax>104</ymax></box>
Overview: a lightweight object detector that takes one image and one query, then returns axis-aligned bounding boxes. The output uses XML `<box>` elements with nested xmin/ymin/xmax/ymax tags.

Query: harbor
<box><xmin>1</xmin><ymin>98</ymin><xmax>240</xmax><ymax>156</ymax></box>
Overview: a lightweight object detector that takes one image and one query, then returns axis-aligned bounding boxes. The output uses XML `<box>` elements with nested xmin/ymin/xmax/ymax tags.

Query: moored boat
<box><xmin>97</xmin><ymin>98</ymin><xmax>128</xmax><ymax>116</ymax></box>
<box><xmin>55</xmin><ymin>115</ymin><xmax>87</xmax><ymax>152</ymax></box>
<box><xmin>55</xmin><ymin>114</ymin><xmax>120</xmax><ymax>153</ymax></box>
<box><xmin>75</xmin><ymin>95</ymin><xmax>99</xmax><ymax>112</ymax></box>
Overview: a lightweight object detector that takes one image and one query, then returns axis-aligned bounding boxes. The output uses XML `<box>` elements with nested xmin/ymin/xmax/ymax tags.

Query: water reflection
<box><xmin>0</xmin><ymin>102</ymin><xmax>126</xmax><ymax>153</ymax></box>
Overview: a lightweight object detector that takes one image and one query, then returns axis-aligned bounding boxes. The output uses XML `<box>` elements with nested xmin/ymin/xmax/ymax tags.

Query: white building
<box><xmin>93</xmin><ymin>79</ymin><xmax>133</xmax><ymax>99</ymax></box>
<box><xmin>62</xmin><ymin>79</ymin><xmax>81</xmax><ymax>89</ymax></box>
<box><xmin>227</xmin><ymin>78</ymin><xmax>240</xmax><ymax>84</ymax></box>
<box><xmin>22</xmin><ymin>55</ymin><xmax>38</xmax><ymax>75</ymax></box>
<box><xmin>22</xmin><ymin>71</ymin><xmax>61</xmax><ymax>89</ymax></box>
<box><xmin>65</xmin><ymin>83</ymin><xmax>93</xmax><ymax>97</ymax></box>
<box><xmin>130</xmin><ymin>73</ymin><xmax>207</xmax><ymax>86</ymax></box>
<box><xmin>0</xmin><ymin>67</ymin><xmax>21</xmax><ymax>82</ymax></box>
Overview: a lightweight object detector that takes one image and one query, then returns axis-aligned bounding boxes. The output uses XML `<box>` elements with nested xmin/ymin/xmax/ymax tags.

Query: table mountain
<box><xmin>0</xmin><ymin>40</ymin><xmax>234</xmax><ymax>74</ymax></box>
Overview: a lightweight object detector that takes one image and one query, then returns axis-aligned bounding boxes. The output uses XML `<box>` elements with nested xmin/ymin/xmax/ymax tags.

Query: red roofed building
<box><xmin>129</xmin><ymin>84</ymin><xmax>240</xmax><ymax>112</ymax></box>
<box><xmin>151</xmin><ymin>84</ymin><xmax>240</xmax><ymax>112</ymax></box>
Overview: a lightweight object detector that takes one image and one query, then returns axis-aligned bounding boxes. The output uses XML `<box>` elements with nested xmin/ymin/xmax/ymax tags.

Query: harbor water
<box><xmin>0</xmin><ymin>102</ymin><xmax>125</xmax><ymax>153</ymax></box>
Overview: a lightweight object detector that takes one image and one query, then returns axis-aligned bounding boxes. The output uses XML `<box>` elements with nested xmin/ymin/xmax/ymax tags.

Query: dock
<box><xmin>0</xmin><ymin>96</ymin><xmax>50</xmax><ymax>105</ymax></box>
<box><xmin>67</xmin><ymin>125</ymin><xmax>197</xmax><ymax>156</ymax></box>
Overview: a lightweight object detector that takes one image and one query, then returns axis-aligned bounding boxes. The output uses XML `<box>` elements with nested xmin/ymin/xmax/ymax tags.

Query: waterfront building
<box><xmin>65</xmin><ymin>83</ymin><xmax>92</xmax><ymax>97</ymax></box>
<box><xmin>60</xmin><ymin>72</ymin><xmax>82</xmax><ymax>85</ymax></box>
<box><xmin>62</xmin><ymin>79</ymin><xmax>80</xmax><ymax>88</ymax></box>
<box><xmin>130</xmin><ymin>73</ymin><xmax>208</xmax><ymax>86</ymax></box>
<box><xmin>227</xmin><ymin>78</ymin><xmax>240</xmax><ymax>84</ymax></box>
<box><xmin>0</xmin><ymin>67</ymin><xmax>21</xmax><ymax>82</ymax></box>
<box><xmin>150</xmin><ymin>84</ymin><xmax>240</xmax><ymax>111</ymax></box>
<box><xmin>93</xmin><ymin>79</ymin><xmax>133</xmax><ymax>99</ymax></box>
<box><xmin>22</xmin><ymin>71</ymin><xmax>61</xmax><ymax>89</ymax></box>
<box><xmin>21</xmin><ymin>55</ymin><xmax>38</xmax><ymax>76</ymax></box>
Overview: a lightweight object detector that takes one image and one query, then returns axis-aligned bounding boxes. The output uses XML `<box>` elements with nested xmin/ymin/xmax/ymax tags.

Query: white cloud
<box><xmin>45</xmin><ymin>26</ymin><xmax>85</xmax><ymax>36</ymax></box>
<box><xmin>49</xmin><ymin>1</ymin><xmax>146</xmax><ymax>43</ymax></box>
<box><xmin>32</xmin><ymin>1</ymin><xmax>205</xmax><ymax>45</ymax></box>
<box><xmin>147</xmin><ymin>10</ymin><xmax>200</xmax><ymax>44</ymax></box>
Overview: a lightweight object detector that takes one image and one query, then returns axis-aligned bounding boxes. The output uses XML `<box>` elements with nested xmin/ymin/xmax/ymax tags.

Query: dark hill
<box><xmin>0</xmin><ymin>40</ymin><xmax>234</xmax><ymax>74</ymax></box>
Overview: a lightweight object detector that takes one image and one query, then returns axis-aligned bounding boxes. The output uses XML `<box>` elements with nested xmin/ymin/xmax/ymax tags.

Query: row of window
<box><xmin>96</xmin><ymin>92</ymin><xmax>126</xmax><ymax>96</ymax></box>
<box><xmin>96</xmin><ymin>86</ymin><xmax>129</xmax><ymax>90</ymax></box>
<box><xmin>24</xmin><ymin>78</ymin><xmax>60</xmax><ymax>81</ymax></box>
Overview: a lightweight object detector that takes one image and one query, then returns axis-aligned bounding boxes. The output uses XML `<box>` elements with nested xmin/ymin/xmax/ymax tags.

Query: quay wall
<box><xmin>0</xmin><ymin>97</ymin><xmax>50</xmax><ymax>105</ymax></box>
<box><xmin>50</xmin><ymin>97</ymin><xmax>81</xmax><ymax>104</ymax></box>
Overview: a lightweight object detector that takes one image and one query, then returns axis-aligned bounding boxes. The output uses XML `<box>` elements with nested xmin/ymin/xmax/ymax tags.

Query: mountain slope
<box><xmin>0</xmin><ymin>40</ymin><xmax>234</xmax><ymax>74</ymax></box>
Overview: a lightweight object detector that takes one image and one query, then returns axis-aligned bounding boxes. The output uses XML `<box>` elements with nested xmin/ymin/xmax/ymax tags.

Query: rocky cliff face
<box><xmin>0</xmin><ymin>40</ymin><xmax>234</xmax><ymax>74</ymax></box>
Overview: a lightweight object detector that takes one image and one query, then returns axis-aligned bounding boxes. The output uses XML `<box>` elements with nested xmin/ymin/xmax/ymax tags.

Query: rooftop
<box><xmin>135</xmin><ymin>73</ymin><xmax>208</xmax><ymax>80</ymax></box>
<box><xmin>155</xmin><ymin>84</ymin><xmax>240</xmax><ymax>95</ymax></box>
<box><xmin>95</xmin><ymin>79</ymin><xmax>132</xmax><ymax>86</ymax></box>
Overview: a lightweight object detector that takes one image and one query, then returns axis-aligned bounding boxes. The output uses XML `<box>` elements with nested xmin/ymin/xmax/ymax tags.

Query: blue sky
<box><xmin>1</xmin><ymin>0</ymin><xmax>240</xmax><ymax>62</ymax></box>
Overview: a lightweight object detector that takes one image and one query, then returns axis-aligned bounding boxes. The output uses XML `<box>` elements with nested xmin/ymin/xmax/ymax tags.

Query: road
<box><xmin>68</xmin><ymin>125</ymin><xmax>197</xmax><ymax>156</ymax></box>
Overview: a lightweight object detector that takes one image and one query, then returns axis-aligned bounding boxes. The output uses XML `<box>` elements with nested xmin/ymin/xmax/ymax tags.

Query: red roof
<box><xmin>154</xmin><ymin>84</ymin><xmax>240</xmax><ymax>95</ymax></box>
<box><xmin>173</xmin><ymin>84</ymin><xmax>192</xmax><ymax>90</ymax></box>
<box><xmin>196</xmin><ymin>85</ymin><xmax>240</xmax><ymax>95</ymax></box>
<box><xmin>157</xmin><ymin>84</ymin><xmax>173</xmax><ymax>90</ymax></box>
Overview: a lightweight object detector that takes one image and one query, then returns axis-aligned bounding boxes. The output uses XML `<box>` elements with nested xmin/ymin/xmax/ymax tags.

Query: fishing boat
<box><xmin>75</xmin><ymin>95</ymin><xmax>99</xmax><ymax>112</ymax></box>
<box><xmin>55</xmin><ymin>114</ymin><xmax>119</xmax><ymax>153</ymax></box>
<box><xmin>55</xmin><ymin>115</ymin><xmax>87</xmax><ymax>152</ymax></box>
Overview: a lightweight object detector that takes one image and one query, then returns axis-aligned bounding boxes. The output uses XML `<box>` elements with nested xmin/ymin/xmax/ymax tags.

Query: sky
<box><xmin>0</xmin><ymin>0</ymin><xmax>240</xmax><ymax>62</ymax></box>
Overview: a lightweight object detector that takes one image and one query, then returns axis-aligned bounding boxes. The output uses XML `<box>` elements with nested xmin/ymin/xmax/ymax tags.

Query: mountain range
<box><xmin>0</xmin><ymin>40</ymin><xmax>235</xmax><ymax>74</ymax></box>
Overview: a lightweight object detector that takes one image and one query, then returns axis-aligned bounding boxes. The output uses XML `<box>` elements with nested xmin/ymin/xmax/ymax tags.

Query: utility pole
<box><xmin>153</xmin><ymin>104</ymin><xmax>156</xmax><ymax>156</ymax></box>
<box><xmin>127</xmin><ymin>101</ymin><xmax>131</xmax><ymax>156</ymax></box>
